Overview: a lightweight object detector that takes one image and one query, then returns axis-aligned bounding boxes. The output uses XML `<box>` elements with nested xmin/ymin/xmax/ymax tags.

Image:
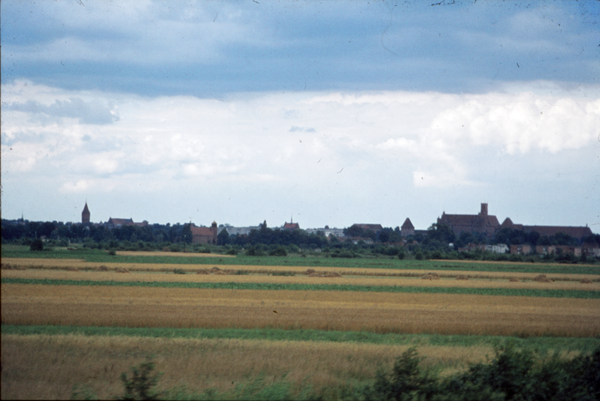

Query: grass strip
<box><xmin>3</xmin><ymin>277</ymin><xmax>599</xmax><ymax>298</ymax></box>
<box><xmin>3</xmin><ymin>324</ymin><xmax>599</xmax><ymax>353</ymax></box>
<box><xmin>3</xmin><ymin>248</ymin><xmax>600</xmax><ymax>275</ymax></box>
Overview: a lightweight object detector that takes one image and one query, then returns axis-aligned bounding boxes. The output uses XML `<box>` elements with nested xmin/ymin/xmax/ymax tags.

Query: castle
<box><xmin>437</xmin><ymin>203</ymin><xmax>592</xmax><ymax>241</ymax></box>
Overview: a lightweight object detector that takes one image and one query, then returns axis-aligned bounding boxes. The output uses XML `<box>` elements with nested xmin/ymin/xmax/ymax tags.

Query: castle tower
<box><xmin>82</xmin><ymin>202</ymin><xmax>90</xmax><ymax>224</ymax></box>
<box><xmin>480</xmin><ymin>203</ymin><xmax>488</xmax><ymax>216</ymax></box>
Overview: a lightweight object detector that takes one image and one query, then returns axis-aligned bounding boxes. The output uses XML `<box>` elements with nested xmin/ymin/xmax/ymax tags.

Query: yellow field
<box><xmin>3</xmin><ymin>284</ymin><xmax>599</xmax><ymax>337</ymax></box>
<box><xmin>1</xmin><ymin>334</ymin><xmax>495</xmax><ymax>400</ymax></box>
<box><xmin>3</xmin><ymin>257</ymin><xmax>599</xmax><ymax>282</ymax></box>
<box><xmin>2</xmin><ymin>268</ymin><xmax>599</xmax><ymax>291</ymax></box>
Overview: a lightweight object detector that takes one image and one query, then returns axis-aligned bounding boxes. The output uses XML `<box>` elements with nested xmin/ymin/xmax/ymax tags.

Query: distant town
<box><xmin>2</xmin><ymin>202</ymin><xmax>599</xmax><ymax>259</ymax></box>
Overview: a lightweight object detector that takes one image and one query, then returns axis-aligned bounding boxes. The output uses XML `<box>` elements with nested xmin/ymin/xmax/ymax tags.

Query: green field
<box><xmin>3</xmin><ymin>277</ymin><xmax>599</xmax><ymax>298</ymax></box>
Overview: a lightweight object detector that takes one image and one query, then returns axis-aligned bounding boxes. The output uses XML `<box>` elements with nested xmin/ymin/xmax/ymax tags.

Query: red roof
<box><xmin>523</xmin><ymin>225</ymin><xmax>592</xmax><ymax>240</ymax></box>
<box><xmin>283</xmin><ymin>222</ymin><xmax>299</xmax><ymax>230</ymax></box>
<box><xmin>401</xmin><ymin>218</ymin><xmax>414</xmax><ymax>230</ymax></box>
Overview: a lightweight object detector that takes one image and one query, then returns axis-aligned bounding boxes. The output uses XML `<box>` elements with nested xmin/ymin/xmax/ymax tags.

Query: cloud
<box><xmin>5</xmin><ymin>97</ymin><xmax>119</xmax><ymax>125</ymax></box>
<box><xmin>289</xmin><ymin>126</ymin><xmax>316</xmax><ymax>133</ymax></box>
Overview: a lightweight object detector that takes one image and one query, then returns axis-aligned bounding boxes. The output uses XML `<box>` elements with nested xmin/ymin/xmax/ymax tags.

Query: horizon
<box><xmin>2</xmin><ymin>1</ymin><xmax>599</xmax><ymax>231</ymax></box>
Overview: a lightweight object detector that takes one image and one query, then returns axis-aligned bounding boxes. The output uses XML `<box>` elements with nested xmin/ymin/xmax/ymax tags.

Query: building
<box><xmin>81</xmin><ymin>202</ymin><xmax>90</xmax><ymax>225</ymax></box>
<box><xmin>352</xmin><ymin>224</ymin><xmax>384</xmax><ymax>233</ymax></box>
<box><xmin>190</xmin><ymin>222</ymin><xmax>218</xmax><ymax>244</ymax></box>
<box><xmin>283</xmin><ymin>221</ymin><xmax>300</xmax><ymax>230</ymax></box>
<box><xmin>500</xmin><ymin>219</ymin><xmax>593</xmax><ymax>242</ymax></box>
<box><xmin>437</xmin><ymin>203</ymin><xmax>500</xmax><ymax>238</ymax></box>
<box><xmin>305</xmin><ymin>226</ymin><xmax>345</xmax><ymax>238</ymax></box>
<box><xmin>510</xmin><ymin>244</ymin><xmax>532</xmax><ymax>255</ymax></box>
<box><xmin>106</xmin><ymin>218</ymin><xmax>148</xmax><ymax>229</ymax></box>
<box><xmin>400</xmin><ymin>218</ymin><xmax>415</xmax><ymax>237</ymax></box>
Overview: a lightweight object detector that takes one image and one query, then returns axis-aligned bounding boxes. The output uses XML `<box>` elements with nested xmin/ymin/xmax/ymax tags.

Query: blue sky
<box><xmin>1</xmin><ymin>0</ymin><xmax>599</xmax><ymax>231</ymax></box>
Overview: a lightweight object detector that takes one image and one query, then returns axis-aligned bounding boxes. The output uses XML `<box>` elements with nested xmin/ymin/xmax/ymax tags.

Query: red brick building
<box><xmin>190</xmin><ymin>222</ymin><xmax>218</xmax><ymax>244</ymax></box>
<box><xmin>81</xmin><ymin>202</ymin><xmax>90</xmax><ymax>224</ymax></box>
<box><xmin>437</xmin><ymin>203</ymin><xmax>500</xmax><ymax>238</ymax></box>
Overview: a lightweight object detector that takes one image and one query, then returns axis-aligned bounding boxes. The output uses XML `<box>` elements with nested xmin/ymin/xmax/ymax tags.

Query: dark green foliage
<box><xmin>30</xmin><ymin>239</ymin><xmax>44</xmax><ymax>251</ymax></box>
<box><xmin>359</xmin><ymin>345</ymin><xmax>600</xmax><ymax>401</ymax></box>
<box><xmin>108</xmin><ymin>249</ymin><xmax>117</xmax><ymax>256</ymax></box>
<box><xmin>119</xmin><ymin>359</ymin><xmax>163</xmax><ymax>400</ymax></box>
<box><xmin>269</xmin><ymin>246</ymin><xmax>288</xmax><ymax>257</ymax></box>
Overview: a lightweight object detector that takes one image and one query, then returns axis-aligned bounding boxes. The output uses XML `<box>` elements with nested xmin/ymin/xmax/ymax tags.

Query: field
<box><xmin>2</xmin><ymin>248</ymin><xmax>600</xmax><ymax>399</ymax></box>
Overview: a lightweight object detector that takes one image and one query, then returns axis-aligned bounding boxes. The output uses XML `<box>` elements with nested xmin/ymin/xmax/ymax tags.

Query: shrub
<box><xmin>108</xmin><ymin>249</ymin><xmax>117</xmax><ymax>256</ymax></box>
<box><xmin>119</xmin><ymin>359</ymin><xmax>162</xmax><ymax>400</ymax></box>
<box><xmin>173</xmin><ymin>268</ymin><xmax>186</xmax><ymax>275</ymax></box>
<box><xmin>30</xmin><ymin>239</ymin><xmax>44</xmax><ymax>251</ymax></box>
<box><xmin>269</xmin><ymin>246</ymin><xmax>288</xmax><ymax>257</ymax></box>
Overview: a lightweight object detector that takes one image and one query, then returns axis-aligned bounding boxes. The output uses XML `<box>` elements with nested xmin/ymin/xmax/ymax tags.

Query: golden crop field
<box><xmin>115</xmin><ymin>251</ymin><xmax>235</xmax><ymax>258</ymax></box>
<box><xmin>2</xmin><ymin>268</ymin><xmax>599</xmax><ymax>291</ymax></box>
<box><xmin>1</xmin><ymin>333</ymin><xmax>495</xmax><ymax>400</ymax></box>
<box><xmin>3</xmin><ymin>284</ymin><xmax>599</xmax><ymax>337</ymax></box>
<box><xmin>3</xmin><ymin>257</ymin><xmax>599</xmax><ymax>282</ymax></box>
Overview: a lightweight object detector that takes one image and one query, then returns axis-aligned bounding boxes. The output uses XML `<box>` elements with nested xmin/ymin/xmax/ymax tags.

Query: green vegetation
<box><xmin>5</xmin><ymin>325</ymin><xmax>599</xmax><ymax>353</ymax></box>
<box><xmin>69</xmin><ymin>344</ymin><xmax>600</xmax><ymax>400</ymax></box>
<box><xmin>3</xmin><ymin>245</ymin><xmax>600</xmax><ymax>274</ymax></box>
<box><xmin>3</xmin><ymin>277</ymin><xmax>598</xmax><ymax>298</ymax></box>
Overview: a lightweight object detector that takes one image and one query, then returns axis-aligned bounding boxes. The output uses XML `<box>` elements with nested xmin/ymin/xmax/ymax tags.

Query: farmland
<box><xmin>2</xmin><ymin>249</ymin><xmax>600</xmax><ymax>399</ymax></box>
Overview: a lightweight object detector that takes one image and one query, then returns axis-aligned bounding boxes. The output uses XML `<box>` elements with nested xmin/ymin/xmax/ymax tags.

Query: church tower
<box><xmin>82</xmin><ymin>202</ymin><xmax>90</xmax><ymax>224</ymax></box>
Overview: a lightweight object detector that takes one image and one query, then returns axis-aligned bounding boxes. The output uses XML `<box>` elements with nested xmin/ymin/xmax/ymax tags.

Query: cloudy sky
<box><xmin>2</xmin><ymin>0</ymin><xmax>599</xmax><ymax>231</ymax></box>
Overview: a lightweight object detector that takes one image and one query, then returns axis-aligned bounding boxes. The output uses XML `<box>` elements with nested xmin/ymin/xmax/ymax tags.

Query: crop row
<box><xmin>3</xmin><ymin>248</ymin><xmax>599</xmax><ymax>274</ymax></box>
<box><xmin>3</xmin><ymin>284</ymin><xmax>599</xmax><ymax>337</ymax></box>
<box><xmin>2</xmin><ymin>277</ymin><xmax>599</xmax><ymax>298</ymax></box>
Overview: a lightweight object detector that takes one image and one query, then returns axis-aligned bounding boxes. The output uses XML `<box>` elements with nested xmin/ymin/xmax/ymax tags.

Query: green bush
<box><xmin>269</xmin><ymin>246</ymin><xmax>288</xmax><ymax>257</ymax></box>
<box><xmin>30</xmin><ymin>239</ymin><xmax>44</xmax><ymax>251</ymax></box>
<box><xmin>119</xmin><ymin>359</ymin><xmax>163</xmax><ymax>400</ymax></box>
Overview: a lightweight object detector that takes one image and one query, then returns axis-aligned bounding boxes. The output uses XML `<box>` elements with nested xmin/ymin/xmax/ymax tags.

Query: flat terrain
<box><xmin>2</xmin><ymin>248</ymin><xmax>599</xmax><ymax>399</ymax></box>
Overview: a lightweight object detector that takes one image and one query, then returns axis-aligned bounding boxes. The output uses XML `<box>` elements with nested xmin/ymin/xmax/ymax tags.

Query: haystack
<box><xmin>305</xmin><ymin>269</ymin><xmax>316</xmax><ymax>275</ymax></box>
<box><xmin>509</xmin><ymin>278</ymin><xmax>519</xmax><ymax>282</ymax></box>
<box><xmin>210</xmin><ymin>266</ymin><xmax>221</xmax><ymax>273</ymax></box>
<box><xmin>115</xmin><ymin>267</ymin><xmax>129</xmax><ymax>273</ymax></box>
<box><xmin>533</xmin><ymin>274</ymin><xmax>551</xmax><ymax>283</ymax></box>
<box><xmin>213</xmin><ymin>270</ymin><xmax>226</xmax><ymax>275</ymax></box>
<box><xmin>324</xmin><ymin>272</ymin><xmax>342</xmax><ymax>278</ymax></box>
<box><xmin>66</xmin><ymin>266</ymin><xmax>79</xmax><ymax>271</ymax></box>
<box><xmin>1</xmin><ymin>263</ymin><xmax>12</xmax><ymax>270</ymax></box>
<box><xmin>96</xmin><ymin>265</ymin><xmax>109</xmax><ymax>271</ymax></box>
<box><xmin>422</xmin><ymin>272</ymin><xmax>440</xmax><ymax>280</ymax></box>
<box><xmin>580</xmin><ymin>278</ymin><xmax>593</xmax><ymax>284</ymax></box>
<box><xmin>309</xmin><ymin>272</ymin><xmax>322</xmax><ymax>277</ymax></box>
<box><xmin>456</xmin><ymin>275</ymin><xmax>469</xmax><ymax>280</ymax></box>
<box><xmin>196</xmin><ymin>269</ymin><xmax>210</xmax><ymax>275</ymax></box>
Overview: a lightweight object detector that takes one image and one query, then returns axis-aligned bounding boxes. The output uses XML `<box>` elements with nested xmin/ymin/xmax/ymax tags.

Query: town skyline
<box><xmin>2</xmin><ymin>1</ymin><xmax>599</xmax><ymax>231</ymax></box>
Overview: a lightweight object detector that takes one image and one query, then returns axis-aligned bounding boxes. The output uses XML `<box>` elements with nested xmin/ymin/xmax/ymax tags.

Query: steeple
<box><xmin>82</xmin><ymin>202</ymin><xmax>91</xmax><ymax>224</ymax></box>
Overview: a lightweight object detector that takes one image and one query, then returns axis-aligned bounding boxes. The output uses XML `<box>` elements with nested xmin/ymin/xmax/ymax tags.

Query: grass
<box><xmin>3</xmin><ymin>277</ymin><xmax>599</xmax><ymax>298</ymax></box>
<box><xmin>3</xmin><ymin>246</ymin><xmax>600</xmax><ymax>274</ymax></box>
<box><xmin>5</xmin><ymin>268</ymin><xmax>598</xmax><ymax>291</ymax></box>
<box><xmin>4</xmin><ymin>324</ymin><xmax>599</xmax><ymax>353</ymax></box>
<box><xmin>4</xmin><ymin>284</ymin><xmax>600</xmax><ymax>336</ymax></box>
<box><xmin>3</xmin><ymin>332</ymin><xmax>598</xmax><ymax>400</ymax></box>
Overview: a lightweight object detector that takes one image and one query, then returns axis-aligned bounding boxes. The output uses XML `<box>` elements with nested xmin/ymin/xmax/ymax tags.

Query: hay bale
<box><xmin>533</xmin><ymin>274</ymin><xmax>551</xmax><ymax>283</ymax></box>
<box><xmin>213</xmin><ymin>270</ymin><xmax>226</xmax><ymax>275</ymax></box>
<box><xmin>456</xmin><ymin>275</ymin><xmax>469</xmax><ymax>280</ymax></box>
<box><xmin>422</xmin><ymin>273</ymin><xmax>440</xmax><ymax>280</ymax></box>
<box><xmin>509</xmin><ymin>278</ymin><xmax>519</xmax><ymax>282</ymax></box>
<box><xmin>210</xmin><ymin>266</ymin><xmax>221</xmax><ymax>273</ymax></box>
<box><xmin>580</xmin><ymin>278</ymin><xmax>593</xmax><ymax>284</ymax></box>
<box><xmin>309</xmin><ymin>272</ymin><xmax>322</xmax><ymax>277</ymax></box>
<box><xmin>305</xmin><ymin>268</ymin><xmax>316</xmax><ymax>275</ymax></box>
<box><xmin>115</xmin><ymin>267</ymin><xmax>129</xmax><ymax>273</ymax></box>
<box><xmin>66</xmin><ymin>266</ymin><xmax>79</xmax><ymax>271</ymax></box>
<box><xmin>96</xmin><ymin>265</ymin><xmax>109</xmax><ymax>271</ymax></box>
<box><xmin>196</xmin><ymin>269</ymin><xmax>210</xmax><ymax>275</ymax></box>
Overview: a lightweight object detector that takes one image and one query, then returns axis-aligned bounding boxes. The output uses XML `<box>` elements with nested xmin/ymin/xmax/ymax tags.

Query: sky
<box><xmin>1</xmin><ymin>0</ymin><xmax>599</xmax><ymax>231</ymax></box>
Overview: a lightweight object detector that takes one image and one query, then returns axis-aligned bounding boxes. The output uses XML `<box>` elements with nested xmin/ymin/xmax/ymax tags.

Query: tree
<box><xmin>30</xmin><ymin>239</ymin><xmax>44</xmax><ymax>251</ymax></box>
<box><xmin>217</xmin><ymin>229</ymin><xmax>230</xmax><ymax>245</ymax></box>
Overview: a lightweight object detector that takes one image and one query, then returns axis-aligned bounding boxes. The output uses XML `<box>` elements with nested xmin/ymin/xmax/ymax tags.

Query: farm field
<box><xmin>2</xmin><ymin>250</ymin><xmax>600</xmax><ymax>399</ymax></box>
